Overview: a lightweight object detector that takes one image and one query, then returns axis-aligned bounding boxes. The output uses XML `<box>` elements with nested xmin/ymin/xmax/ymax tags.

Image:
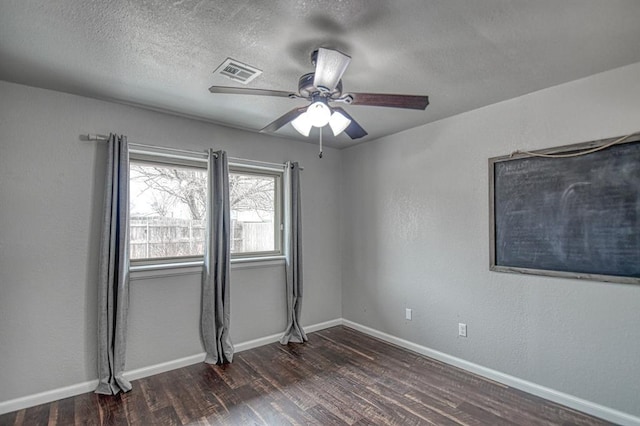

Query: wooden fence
<box><xmin>131</xmin><ymin>217</ymin><xmax>273</xmax><ymax>259</ymax></box>
<box><xmin>130</xmin><ymin>218</ymin><xmax>205</xmax><ymax>259</ymax></box>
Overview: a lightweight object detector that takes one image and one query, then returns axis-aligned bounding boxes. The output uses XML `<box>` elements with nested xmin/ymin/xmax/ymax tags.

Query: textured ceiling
<box><xmin>1</xmin><ymin>0</ymin><xmax>640</xmax><ymax>148</ymax></box>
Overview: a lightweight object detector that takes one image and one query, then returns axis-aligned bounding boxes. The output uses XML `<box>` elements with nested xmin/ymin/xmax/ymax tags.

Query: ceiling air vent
<box><xmin>213</xmin><ymin>58</ymin><xmax>262</xmax><ymax>84</ymax></box>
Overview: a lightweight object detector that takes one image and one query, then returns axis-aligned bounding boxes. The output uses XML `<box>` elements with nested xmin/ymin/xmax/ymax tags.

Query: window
<box><xmin>129</xmin><ymin>152</ymin><xmax>283</xmax><ymax>265</ymax></box>
<box><xmin>229</xmin><ymin>167</ymin><xmax>282</xmax><ymax>257</ymax></box>
<box><xmin>129</xmin><ymin>157</ymin><xmax>207</xmax><ymax>261</ymax></box>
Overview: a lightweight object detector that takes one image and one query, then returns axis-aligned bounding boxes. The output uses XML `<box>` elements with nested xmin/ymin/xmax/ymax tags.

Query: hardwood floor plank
<box><xmin>186</xmin><ymin>363</ymin><xmax>233</xmax><ymax>419</ymax></box>
<box><xmin>209</xmin><ymin>356</ymin><xmax>260</xmax><ymax>390</ymax></box>
<box><xmin>124</xmin><ymin>381</ymin><xmax>155</xmax><ymax>424</ymax></box>
<box><xmin>96</xmin><ymin>393</ymin><xmax>130</xmax><ymax>425</ymax></box>
<box><xmin>139</xmin><ymin>373</ymin><xmax>170</xmax><ymax>413</ymax></box>
<box><xmin>45</xmin><ymin>401</ymin><xmax>58</xmax><ymax>425</ymax></box>
<box><xmin>457</xmin><ymin>401</ymin><xmax>520</xmax><ymax>426</ymax></box>
<box><xmin>304</xmin><ymin>404</ymin><xmax>349</xmax><ymax>425</ymax></box>
<box><xmin>296</xmin><ymin>376</ymin><xmax>364</xmax><ymax>424</ymax></box>
<box><xmin>21</xmin><ymin>401</ymin><xmax>49</xmax><ymax>426</ymax></box>
<box><xmin>54</xmin><ymin>396</ymin><xmax>76</xmax><ymax>425</ymax></box>
<box><xmin>0</xmin><ymin>409</ymin><xmax>18</xmax><ymax>426</ymax></box>
<box><xmin>232</xmin><ymin>382</ymin><xmax>283</xmax><ymax>426</ymax></box>
<box><xmin>239</xmin><ymin>349</ymin><xmax>318</xmax><ymax>411</ymax></box>
<box><xmin>73</xmin><ymin>392</ymin><xmax>100</xmax><ymax>426</ymax></box>
<box><xmin>344</xmin><ymin>378</ymin><xmax>450</xmax><ymax>426</ymax></box>
<box><xmin>150</xmin><ymin>406</ymin><xmax>181</xmax><ymax>425</ymax></box>
<box><xmin>247</xmin><ymin>377</ymin><xmax>318</xmax><ymax>425</ymax></box>
<box><xmin>157</xmin><ymin>369</ymin><xmax>203</xmax><ymax>424</ymax></box>
<box><xmin>0</xmin><ymin>326</ymin><xmax>615</xmax><ymax>426</ymax></box>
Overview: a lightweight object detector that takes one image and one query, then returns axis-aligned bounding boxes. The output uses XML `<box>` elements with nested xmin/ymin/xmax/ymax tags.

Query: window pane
<box><xmin>129</xmin><ymin>161</ymin><xmax>206</xmax><ymax>260</ymax></box>
<box><xmin>230</xmin><ymin>172</ymin><xmax>277</xmax><ymax>254</ymax></box>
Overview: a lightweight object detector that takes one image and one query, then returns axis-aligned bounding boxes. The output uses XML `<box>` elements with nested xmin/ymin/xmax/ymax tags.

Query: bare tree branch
<box><xmin>131</xmin><ymin>165</ymin><xmax>275</xmax><ymax>221</ymax></box>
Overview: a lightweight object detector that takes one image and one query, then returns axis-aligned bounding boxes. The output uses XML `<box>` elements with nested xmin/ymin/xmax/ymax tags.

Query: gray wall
<box><xmin>0</xmin><ymin>81</ymin><xmax>343</xmax><ymax>402</ymax></box>
<box><xmin>340</xmin><ymin>62</ymin><xmax>640</xmax><ymax>416</ymax></box>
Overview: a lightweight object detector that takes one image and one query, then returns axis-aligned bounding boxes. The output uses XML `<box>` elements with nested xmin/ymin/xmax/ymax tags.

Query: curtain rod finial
<box><xmin>82</xmin><ymin>133</ymin><xmax>108</xmax><ymax>141</ymax></box>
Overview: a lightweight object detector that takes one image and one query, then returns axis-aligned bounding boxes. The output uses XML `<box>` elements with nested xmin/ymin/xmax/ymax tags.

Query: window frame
<box><xmin>228</xmin><ymin>164</ymin><xmax>283</xmax><ymax>260</ymax></box>
<box><xmin>128</xmin><ymin>149</ymin><xmax>285</xmax><ymax>270</ymax></box>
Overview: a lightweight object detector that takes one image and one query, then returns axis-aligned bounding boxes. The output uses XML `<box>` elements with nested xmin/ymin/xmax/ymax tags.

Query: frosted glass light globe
<box><xmin>329</xmin><ymin>110</ymin><xmax>351</xmax><ymax>136</ymax></box>
<box><xmin>306</xmin><ymin>101</ymin><xmax>331</xmax><ymax>127</ymax></box>
<box><xmin>291</xmin><ymin>112</ymin><xmax>312</xmax><ymax>136</ymax></box>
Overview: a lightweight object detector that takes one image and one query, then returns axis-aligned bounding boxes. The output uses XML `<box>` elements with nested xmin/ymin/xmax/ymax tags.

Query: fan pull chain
<box><xmin>319</xmin><ymin>127</ymin><xmax>323</xmax><ymax>158</ymax></box>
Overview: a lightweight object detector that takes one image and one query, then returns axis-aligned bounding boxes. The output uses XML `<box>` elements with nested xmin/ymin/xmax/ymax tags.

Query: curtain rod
<box><xmin>82</xmin><ymin>134</ymin><xmax>301</xmax><ymax>169</ymax></box>
<box><xmin>84</xmin><ymin>133</ymin><xmax>210</xmax><ymax>158</ymax></box>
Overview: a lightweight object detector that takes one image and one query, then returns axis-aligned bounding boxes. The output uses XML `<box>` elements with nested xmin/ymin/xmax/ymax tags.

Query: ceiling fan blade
<box><xmin>348</xmin><ymin>93</ymin><xmax>429</xmax><ymax>110</ymax></box>
<box><xmin>209</xmin><ymin>85</ymin><xmax>296</xmax><ymax>98</ymax></box>
<box><xmin>313</xmin><ymin>48</ymin><xmax>351</xmax><ymax>92</ymax></box>
<box><xmin>260</xmin><ymin>107</ymin><xmax>308</xmax><ymax>133</ymax></box>
<box><xmin>332</xmin><ymin>107</ymin><xmax>368</xmax><ymax>140</ymax></box>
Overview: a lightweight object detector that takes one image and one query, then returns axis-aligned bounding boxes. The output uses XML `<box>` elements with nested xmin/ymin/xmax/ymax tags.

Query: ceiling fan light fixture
<box><xmin>210</xmin><ymin>48</ymin><xmax>428</xmax><ymax>141</ymax></box>
<box><xmin>306</xmin><ymin>101</ymin><xmax>332</xmax><ymax>127</ymax></box>
<box><xmin>291</xmin><ymin>112</ymin><xmax>312</xmax><ymax>136</ymax></box>
<box><xmin>329</xmin><ymin>110</ymin><xmax>351</xmax><ymax>136</ymax></box>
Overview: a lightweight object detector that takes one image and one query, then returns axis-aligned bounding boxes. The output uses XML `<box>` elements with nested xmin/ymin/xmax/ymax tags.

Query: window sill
<box><xmin>231</xmin><ymin>255</ymin><xmax>286</xmax><ymax>268</ymax></box>
<box><xmin>129</xmin><ymin>256</ymin><xmax>286</xmax><ymax>281</ymax></box>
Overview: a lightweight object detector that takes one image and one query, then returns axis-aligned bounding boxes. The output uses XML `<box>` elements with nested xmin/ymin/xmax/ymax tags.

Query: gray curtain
<box><xmin>201</xmin><ymin>149</ymin><xmax>234</xmax><ymax>364</ymax></box>
<box><xmin>281</xmin><ymin>162</ymin><xmax>308</xmax><ymax>344</ymax></box>
<box><xmin>95</xmin><ymin>134</ymin><xmax>132</xmax><ymax>395</ymax></box>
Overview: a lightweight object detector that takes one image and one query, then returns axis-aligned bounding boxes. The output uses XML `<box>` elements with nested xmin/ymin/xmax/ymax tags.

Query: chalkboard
<box><xmin>489</xmin><ymin>134</ymin><xmax>640</xmax><ymax>284</ymax></box>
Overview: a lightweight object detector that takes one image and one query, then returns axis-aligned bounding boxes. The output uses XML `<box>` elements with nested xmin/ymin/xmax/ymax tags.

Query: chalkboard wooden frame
<box><xmin>489</xmin><ymin>133</ymin><xmax>640</xmax><ymax>285</ymax></box>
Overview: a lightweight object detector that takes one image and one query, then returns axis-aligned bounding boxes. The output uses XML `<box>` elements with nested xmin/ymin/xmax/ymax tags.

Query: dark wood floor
<box><xmin>1</xmin><ymin>326</ymin><xmax>612</xmax><ymax>425</ymax></box>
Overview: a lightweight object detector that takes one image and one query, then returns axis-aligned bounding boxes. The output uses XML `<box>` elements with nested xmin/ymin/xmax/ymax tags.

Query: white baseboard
<box><xmin>234</xmin><ymin>318</ymin><xmax>343</xmax><ymax>353</ymax></box>
<box><xmin>342</xmin><ymin>319</ymin><xmax>640</xmax><ymax>426</ymax></box>
<box><xmin>0</xmin><ymin>379</ymin><xmax>99</xmax><ymax>416</ymax></box>
<box><xmin>0</xmin><ymin>318</ymin><xmax>342</xmax><ymax>415</ymax></box>
<box><xmin>123</xmin><ymin>353</ymin><xmax>206</xmax><ymax>382</ymax></box>
<box><xmin>302</xmin><ymin>318</ymin><xmax>344</xmax><ymax>333</ymax></box>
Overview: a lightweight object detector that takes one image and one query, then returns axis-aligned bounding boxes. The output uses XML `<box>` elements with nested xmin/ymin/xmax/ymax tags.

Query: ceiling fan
<box><xmin>209</xmin><ymin>48</ymin><xmax>429</xmax><ymax>140</ymax></box>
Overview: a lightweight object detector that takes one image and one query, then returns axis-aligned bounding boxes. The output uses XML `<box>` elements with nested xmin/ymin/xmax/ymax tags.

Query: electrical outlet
<box><xmin>405</xmin><ymin>308</ymin><xmax>412</xmax><ymax>320</ymax></box>
<box><xmin>458</xmin><ymin>323</ymin><xmax>467</xmax><ymax>337</ymax></box>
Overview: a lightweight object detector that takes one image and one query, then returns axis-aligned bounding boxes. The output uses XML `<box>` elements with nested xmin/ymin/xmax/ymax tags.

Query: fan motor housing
<box><xmin>298</xmin><ymin>73</ymin><xmax>342</xmax><ymax>99</ymax></box>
